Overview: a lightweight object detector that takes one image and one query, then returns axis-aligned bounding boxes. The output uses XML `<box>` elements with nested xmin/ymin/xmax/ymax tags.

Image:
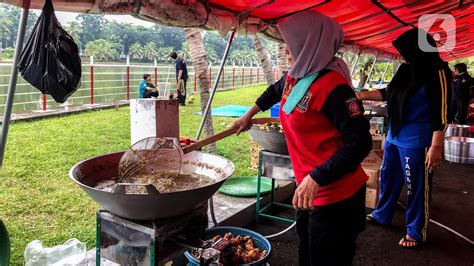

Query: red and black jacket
<box><xmin>256</xmin><ymin>69</ymin><xmax>372</xmax><ymax>205</ymax></box>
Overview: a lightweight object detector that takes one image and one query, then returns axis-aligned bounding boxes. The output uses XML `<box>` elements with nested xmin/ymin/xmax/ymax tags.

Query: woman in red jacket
<box><xmin>233</xmin><ymin>10</ymin><xmax>372</xmax><ymax>266</ymax></box>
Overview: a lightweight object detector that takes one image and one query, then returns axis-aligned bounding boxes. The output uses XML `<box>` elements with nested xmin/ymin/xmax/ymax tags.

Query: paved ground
<box><xmin>247</xmin><ymin>161</ymin><xmax>474</xmax><ymax>266</ymax></box>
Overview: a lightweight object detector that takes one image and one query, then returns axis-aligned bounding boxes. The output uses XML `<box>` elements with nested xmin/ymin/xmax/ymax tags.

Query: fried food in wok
<box><xmin>194</xmin><ymin>233</ymin><xmax>267</xmax><ymax>265</ymax></box>
<box><xmin>94</xmin><ymin>172</ymin><xmax>215</xmax><ymax>193</ymax></box>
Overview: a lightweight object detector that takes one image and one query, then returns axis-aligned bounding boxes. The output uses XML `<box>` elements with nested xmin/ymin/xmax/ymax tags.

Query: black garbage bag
<box><xmin>17</xmin><ymin>0</ymin><xmax>81</xmax><ymax>103</ymax></box>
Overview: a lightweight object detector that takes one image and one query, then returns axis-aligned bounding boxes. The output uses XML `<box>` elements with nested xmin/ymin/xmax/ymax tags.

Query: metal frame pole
<box><xmin>0</xmin><ymin>3</ymin><xmax>30</xmax><ymax>167</ymax></box>
<box><xmin>350</xmin><ymin>53</ymin><xmax>361</xmax><ymax>78</ymax></box>
<box><xmin>126</xmin><ymin>56</ymin><xmax>130</xmax><ymax>100</ymax></box>
<box><xmin>90</xmin><ymin>56</ymin><xmax>94</xmax><ymax>104</ymax></box>
<box><xmin>378</xmin><ymin>60</ymin><xmax>391</xmax><ymax>89</ymax></box>
<box><xmin>364</xmin><ymin>55</ymin><xmax>378</xmax><ymax>89</ymax></box>
<box><xmin>196</xmin><ymin>31</ymin><xmax>235</xmax><ymax>140</ymax></box>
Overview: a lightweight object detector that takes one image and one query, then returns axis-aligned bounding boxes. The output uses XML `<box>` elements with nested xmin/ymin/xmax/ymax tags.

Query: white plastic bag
<box><xmin>24</xmin><ymin>238</ymin><xmax>86</xmax><ymax>266</ymax></box>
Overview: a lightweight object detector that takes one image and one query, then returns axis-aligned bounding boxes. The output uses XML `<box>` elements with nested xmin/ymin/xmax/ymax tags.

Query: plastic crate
<box><xmin>270</xmin><ymin>103</ymin><xmax>280</xmax><ymax>117</ymax></box>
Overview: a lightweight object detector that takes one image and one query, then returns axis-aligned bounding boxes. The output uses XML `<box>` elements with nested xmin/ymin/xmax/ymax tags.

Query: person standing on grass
<box><xmin>170</xmin><ymin>52</ymin><xmax>189</xmax><ymax>106</ymax></box>
<box><xmin>357</xmin><ymin>28</ymin><xmax>452</xmax><ymax>249</ymax></box>
<box><xmin>139</xmin><ymin>74</ymin><xmax>159</xmax><ymax>98</ymax></box>
<box><xmin>233</xmin><ymin>11</ymin><xmax>372</xmax><ymax>266</ymax></box>
<box><xmin>449</xmin><ymin>63</ymin><xmax>472</xmax><ymax>124</ymax></box>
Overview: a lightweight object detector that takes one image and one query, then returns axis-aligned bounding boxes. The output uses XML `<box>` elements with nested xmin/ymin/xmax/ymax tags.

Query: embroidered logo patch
<box><xmin>296</xmin><ymin>91</ymin><xmax>312</xmax><ymax>112</ymax></box>
<box><xmin>345</xmin><ymin>97</ymin><xmax>363</xmax><ymax>117</ymax></box>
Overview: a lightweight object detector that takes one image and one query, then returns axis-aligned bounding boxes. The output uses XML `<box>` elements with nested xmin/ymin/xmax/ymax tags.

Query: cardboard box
<box><xmin>366</xmin><ymin>187</ymin><xmax>379</xmax><ymax>209</ymax></box>
<box><xmin>371</xmin><ymin>135</ymin><xmax>385</xmax><ymax>151</ymax></box>
<box><xmin>362</xmin><ymin>150</ymin><xmax>384</xmax><ymax>168</ymax></box>
<box><xmin>363</xmin><ymin>167</ymin><xmax>380</xmax><ymax>189</ymax></box>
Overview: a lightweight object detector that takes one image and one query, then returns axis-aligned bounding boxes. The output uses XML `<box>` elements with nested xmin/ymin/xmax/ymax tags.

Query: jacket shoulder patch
<box><xmin>345</xmin><ymin>97</ymin><xmax>363</xmax><ymax>117</ymax></box>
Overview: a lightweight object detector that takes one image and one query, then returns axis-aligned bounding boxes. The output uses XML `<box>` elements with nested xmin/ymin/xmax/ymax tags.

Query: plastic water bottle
<box><xmin>24</xmin><ymin>238</ymin><xmax>86</xmax><ymax>266</ymax></box>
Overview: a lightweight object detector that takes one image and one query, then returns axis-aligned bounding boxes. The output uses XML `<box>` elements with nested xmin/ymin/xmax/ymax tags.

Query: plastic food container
<box><xmin>184</xmin><ymin>226</ymin><xmax>272</xmax><ymax>266</ymax></box>
<box><xmin>270</xmin><ymin>103</ymin><xmax>280</xmax><ymax>118</ymax></box>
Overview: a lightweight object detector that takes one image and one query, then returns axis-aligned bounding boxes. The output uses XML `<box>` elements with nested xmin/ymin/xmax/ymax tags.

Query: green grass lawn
<box><xmin>0</xmin><ymin>84</ymin><xmax>268</xmax><ymax>264</ymax></box>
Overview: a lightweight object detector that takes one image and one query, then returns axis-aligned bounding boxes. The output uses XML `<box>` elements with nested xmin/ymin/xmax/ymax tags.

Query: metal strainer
<box><xmin>117</xmin><ymin>137</ymin><xmax>182</xmax><ymax>183</ymax></box>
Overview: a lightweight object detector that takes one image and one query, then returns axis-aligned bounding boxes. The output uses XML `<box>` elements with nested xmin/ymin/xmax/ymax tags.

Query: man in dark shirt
<box><xmin>170</xmin><ymin>52</ymin><xmax>189</xmax><ymax>106</ymax></box>
<box><xmin>449</xmin><ymin>63</ymin><xmax>472</xmax><ymax>124</ymax></box>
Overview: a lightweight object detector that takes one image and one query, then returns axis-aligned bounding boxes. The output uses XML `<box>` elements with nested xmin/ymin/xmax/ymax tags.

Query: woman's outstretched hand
<box><xmin>232</xmin><ymin>115</ymin><xmax>253</xmax><ymax>136</ymax></box>
<box><xmin>232</xmin><ymin>104</ymin><xmax>262</xmax><ymax>136</ymax></box>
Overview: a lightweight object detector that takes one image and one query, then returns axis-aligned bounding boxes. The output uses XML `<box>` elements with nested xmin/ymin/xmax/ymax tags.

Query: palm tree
<box><xmin>156</xmin><ymin>47</ymin><xmax>173</xmax><ymax>61</ymax></box>
<box><xmin>143</xmin><ymin>43</ymin><xmax>157</xmax><ymax>61</ymax></box>
<box><xmin>179</xmin><ymin>42</ymin><xmax>192</xmax><ymax>61</ymax></box>
<box><xmin>229</xmin><ymin>50</ymin><xmax>246</xmax><ymax>65</ymax></box>
<box><xmin>252</xmin><ymin>35</ymin><xmax>275</xmax><ymax>85</ymax></box>
<box><xmin>243</xmin><ymin>50</ymin><xmax>258</xmax><ymax>66</ymax></box>
<box><xmin>205</xmin><ymin>46</ymin><xmax>217</xmax><ymax>63</ymax></box>
<box><xmin>0</xmin><ymin>9</ymin><xmax>13</xmax><ymax>48</ymax></box>
<box><xmin>128</xmin><ymin>42</ymin><xmax>143</xmax><ymax>60</ymax></box>
<box><xmin>184</xmin><ymin>28</ymin><xmax>215</xmax><ymax>153</ymax></box>
<box><xmin>83</xmin><ymin>39</ymin><xmax>119</xmax><ymax>61</ymax></box>
<box><xmin>276</xmin><ymin>43</ymin><xmax>287</xmax><ymax>78</ymax></box>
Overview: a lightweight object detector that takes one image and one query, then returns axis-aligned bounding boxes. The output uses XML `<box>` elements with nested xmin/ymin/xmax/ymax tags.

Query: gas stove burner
<box><xmin>96</xmin><ymin>205</ymin><xmax>208</xmax><ymax>266</ymax></box>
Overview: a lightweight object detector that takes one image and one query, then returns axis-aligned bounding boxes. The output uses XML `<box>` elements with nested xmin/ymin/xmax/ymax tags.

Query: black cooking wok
<box><xmin>69</xmin><ymin>151</ymin><xmax>235</xmax><ymax>221</ymax></box>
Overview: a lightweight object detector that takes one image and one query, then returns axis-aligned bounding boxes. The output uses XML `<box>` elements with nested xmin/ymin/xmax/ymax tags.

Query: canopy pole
<box><xmin>378</xmin><ymin>60</ymin><xmax>391</xmax><ymax>89</ymax></box>
<box><xmin>364</xmin><ymin>56</ymin><xmax>378</xmax><ymax>89</ymax></box>
<box><xmin>196</xmin><ymin>31</ymin><xmax>235</xmax><ymax>140</ymax></box>
<box><xmin>350</xmin><ymin>53</ymin><xmax>361</xmax><ymax>78</ymax></box>
<box><xmin>0</xmin><ymin>3</ymin><xmax>30</xmax><ymax>167</ymax></box>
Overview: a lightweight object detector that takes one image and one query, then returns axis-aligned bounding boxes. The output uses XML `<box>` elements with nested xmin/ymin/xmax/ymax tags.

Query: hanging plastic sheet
<box><xmin>17</xmin><ymin>0</ymin><xmax>81</xmax><ymax>103</ymax></box>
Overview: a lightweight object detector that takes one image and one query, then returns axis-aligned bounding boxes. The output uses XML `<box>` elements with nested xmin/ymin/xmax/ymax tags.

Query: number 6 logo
<box><xmin>418</xmin><ymin>14</ymin><xmax>456</xmax><ymax>53</ymax></box>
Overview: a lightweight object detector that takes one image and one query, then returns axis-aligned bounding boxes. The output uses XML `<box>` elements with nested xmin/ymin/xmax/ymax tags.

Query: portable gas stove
<box><xmin>96</xmin><ymin>205</ymin><xmax>208</xmax><ymax>266</ymax></box>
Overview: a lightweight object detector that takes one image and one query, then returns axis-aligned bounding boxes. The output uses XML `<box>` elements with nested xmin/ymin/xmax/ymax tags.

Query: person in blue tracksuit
<box><xmin>357</xmin><ymin>28</ymin><xmax>452</xmax><ymax>248</ymax></box>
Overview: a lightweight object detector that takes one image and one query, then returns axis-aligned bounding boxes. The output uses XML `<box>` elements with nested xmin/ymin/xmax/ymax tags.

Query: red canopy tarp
<box><xmin>2</xmin><ymin>0</ymin><xmax>473</xmax><ymax>60</ymax></box>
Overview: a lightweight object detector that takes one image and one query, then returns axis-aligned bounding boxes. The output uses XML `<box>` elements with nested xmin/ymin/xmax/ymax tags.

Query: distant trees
<box><xmin>229</xmin><ymin>49</ymin><xmax>258</xmax><ymax>66</ymax></box>
<box><xmin>0</xmin><ymin>4</ymin><xmax>38</xmax><ymax>49</ymax></box>
<box><xmin>142</xmin><ymin>43</ymin><xmax>157</xmax><ymax>61</ymax></box>
<box><xmin>128</xmin><ymin>42</ymin><xmax>143</xmax><ymax>60</ymax></box>
<box><xmin>0</xmin><ymin>3</ymin><xmax>283</xmax><ymax>65</ymax></box>
<box><xmin>0</xmin><ymin>47</ymin><xmax>14</xmax><ymax>60</ymax></box>
<box><xmin>83</xmin><ymin>39</ymin><xmax>119</xmax><ymax>61</ymax></box>
<box><xmin>179</xmin><ymin>42</ymin><xmax>191</xmax><ymax>60</ymax></box>
<box><xmin>64</xmin><ymin>21</ymin><xmax>82</xmax><ymax>47</ymax></box>
<box><xmin>77</xmin><ymin>14</ymin><xmax>106</xmax><ymax>48</ymax></box>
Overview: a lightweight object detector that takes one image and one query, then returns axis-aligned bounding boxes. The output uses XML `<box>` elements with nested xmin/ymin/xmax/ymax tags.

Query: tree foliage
<box><xmin>77</xmin><ymin>13</ymin><xmax>106</xmax><ymax>47</ymax></box>
<box><xmin>0</xmin><ymin>46</ymin><xmax>14</xmax><ymax>60</ymax></box>
<box><xmin>0</xmin><ymin>5</ymin><xmax>279</xmax><ymax>65</ymax></box>
<box><xmin>128</xmin><ymin>42</ymin><xmax>143</xmax><ymax>59</ymax></box>
<box><xmin>83</xmin><ymin>39</ymin><xmax>119</xmax><ymax>61</ymax></box>
<box><xmin>64</xmin><ymin>21</ymin><xmax>82</xmax><ymax>47</ymax></box>
<box><xmin>0</xmin><ymin>4</ymin><xmax>38</xmax><ymax>49</ymax></box>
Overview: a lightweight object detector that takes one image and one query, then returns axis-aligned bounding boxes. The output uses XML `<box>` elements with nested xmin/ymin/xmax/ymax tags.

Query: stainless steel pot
<box><xmin>444</xmin><ymin>137</ymin><xmax>474</xmax><ymax>164</ymax></box>
<box><xmin>249</xmin><ymin>125</ymin><xmax>288</xmax><ymax>154</ymax></box>
<box><xmin>446</xmin><ymin>124</ymin><xmax>470</xmax><ymax>137</ymax></box>
<box><xmin>69</xmin><ymin>151</ymin><xmax>235</xmax><ymax>220</ymax></box>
